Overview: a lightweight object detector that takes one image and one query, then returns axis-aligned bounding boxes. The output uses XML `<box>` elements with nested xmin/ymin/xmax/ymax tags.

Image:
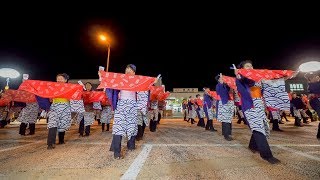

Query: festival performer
<box><xmin>149</xmin><ymin>96</ymin><xmax>159</xmax><ymax>132</ymax></box>
<box><xmin>100</xmin><ymin>92</ymin><xmax>113</xmax><ymax>132</ymax></box>
<box><xmin>305</xmin><ymin>73</ymin><xmax>320</xmax><ymax>138</ymax></box>
<box><xmin>216</xmin><ymin>74</ymin><xmax>235</xmax><ymax>141</ymax></box>
<box><xmin>203</xmin><ymin>87</ymin><xmax>217</xmax><ymax>132</ymax></box>
<box><xmin>0</xmin><ymin>92</ymin><xmax>10</xmax><ymax>128</ymax></box>
<box><xmin>77</xmin><ymin>82</ymin><xmax>95</xmax><ymax>137</ymax></box>
<box><xmin>195</xmin><ymin>94</ymin><xmax>205</xmax><ymax>128</ymax></box>
<box><xmin>187</xmin><ymin>96</ymin><xmax>197</xmax><ymax>124</ymax></box>
<box><xmin>234</xmin><ymin>60</ymin><xmax>293</xmax><ymax>164</ymax></box>
<box><xmin>136</xmin><ymin>91</ymin><xmax>149</xmax><ymax>140</ymax></box>
<box><xmin>19</xmin><ymin>73</ymin><xmax>83</xmax><ymax>149</ymax></box>
<box><xmin>3</xmin><ymin>85</ymin><xmax>39</xmax><ymax>136</ymax></box>
<box><xmin>98</xmin><ymin>64</ymin><xmax>158</xmax><ymax>159</ymax></box>
<box><xmin>157</xmin><ymin>100</ymin><xmax>166</xmax><ymax>124</ymax></box>
<box><xmin>148</xmin><ymin>86</ymin><xmax>169</xmax><ymax>131</ymax></box>
<box><xmin>291</xmin><ymin>92</ymin><xmax>308</xmax><ymax>127</ymax></box>
<box><xmin>182</xmin><ymin>99</ymin><xmax>188</xmax><ymax>121</ymax></box>
<box><xmin>267</xmin><ymin>107</ymin><xmax>283</xmax><ymax>131</ymax></box>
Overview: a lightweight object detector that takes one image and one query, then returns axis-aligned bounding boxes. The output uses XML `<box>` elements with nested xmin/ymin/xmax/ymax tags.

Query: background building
<box><xmin>285</xmin><ymin>74</ymin><xmax>308</xmax><ymax>94</ymax></box>
<box><xmin>165</xmin><ymin>88</ymin><xmax>203</xmax><ymax>118</ymax></box>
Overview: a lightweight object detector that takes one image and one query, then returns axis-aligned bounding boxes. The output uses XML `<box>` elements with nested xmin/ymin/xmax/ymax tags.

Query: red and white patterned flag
<box><xmin>222</xmin><ymin>75</ymin><xmax>237</xmax><ymax>90</ymax></box>
<box><xmin>3</xmin><ymin>89</ymin><xmax>37</xmax><ymax>103</ymax></box>
<box><xmin>150</xmin><ymin>86</ymin><xmax>164</xmax><ymax>100</ymax></box>
<box><xmin>19</xmin><ymin>80</ymin><xmax>83</xmax><ymax>100</ymax></box>
<box><xmin>82</xmin><ymin>91</ymin><xmax>109</xmax><ymax>104</ymax></box>
<box><xmin>209</xmin><ymin>91</ymin><xmax>221</xmax><ymax>100</ymax></box>
<box><xmin>0</xmin><ymin>98</ymin><xmax>10</xmax><ymax>106</ymax></box>
<box><xmin>97</xmin><ymin>71</ymin><xmax>156</xmax><ymax>91</ymax></box>
<box><xmin>238</xmin><ymin>69</ymin><xmax>294</xmax><ymax>82</ymax></box>
<box><xmin>158</xmin><ymin>91</ymin><xmax>170</xmax><ymax>101</ymax></box>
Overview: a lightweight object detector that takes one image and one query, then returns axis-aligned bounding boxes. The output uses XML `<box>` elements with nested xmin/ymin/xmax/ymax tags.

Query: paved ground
<box><xmin>0</xmin><ymin>117</ymin><xmax>319</xmax><ymax>179</ymax></box>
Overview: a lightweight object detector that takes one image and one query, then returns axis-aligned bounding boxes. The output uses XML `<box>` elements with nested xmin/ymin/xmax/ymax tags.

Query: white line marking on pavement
<box><xmin>276</xmin><ymin>146</ymin><xmax>320</xmax><ymax>162</ymax></box>
<box><xmin>149</xmin><ymin>143</ymin><xmax>243</xmax><ymax>147</ymax></box>
<box><xmin>272</xmin><ymin>144</ymin><xmax>320</xmax><ymax>147</ymax></box>
<box><xmin>0</xmin><ymin>141</ymin><xmax>43</xmax><ymax>153</ymax></box>
<box><xmin>0</xmin><ymin>139</ymin><xmax>35</xmax><ymax>143</ymax></box>
<box><xmin>147</xmin><ymin>143</ymin><xmax>320</xmax><ymax>147</ymax></box>
<box><xmin>68</xmin><ymin>142</ymin><xmax>320</xmax><ymax>147</ymax></box>
<box><xmin>120</xmin><ymin>144</ymin><xmax>153</xmax><ymax>180</ymax></box>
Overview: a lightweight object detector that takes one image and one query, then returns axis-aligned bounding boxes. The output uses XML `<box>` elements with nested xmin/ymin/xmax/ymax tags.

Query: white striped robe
<box><xmin>17</xmin><ymin>102</ymin><xmax>39</xmax><ymax>124</ymax></box>
<box><xmin>113</xmin><ymin>90</ymin><xmax>138</xmax><ymax>140</ymax></box>
<box><xmin>217</xmin><ymin>100</ymin><xmax>234</xmax><ymax>123</ymax></box>
<box><xmin>149</xmin><ymin>100</ymin><xmax>159</xmax><ymax>121</ymax></box>
<box><xmin>100</xmin><ymin>105</ymin><xmax>113</xmax><ymax>124</ymax></box>
<box><xmin>49</xmin><ymin>102</ymin><xmax>72</xmax><ymax>132</ymax></box>
<box><xmin>137</xmin><ymin>91</ymin><xmax>149</xmax><ymax>126</ymax></box>
<box><xmin>244</xmin><ymin>98</ymin><xmax>270</xmax><ymax>137</ymax></box>
<box><xmin>262</xmin><ymin>78</ymin><xmax>290</xmax><ymax>111</ymax></box>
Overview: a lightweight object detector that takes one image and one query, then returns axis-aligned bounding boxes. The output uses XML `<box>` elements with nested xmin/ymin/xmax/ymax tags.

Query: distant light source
<box><xmin>99</xmin><ymin>34</ymin><xmax>107</xmax><ymax>41</ymax></box>
<box><xmin>0</xmin><ymin>68</ymin><xmax>20</xmax><ymax>90</ymax></box>
<box><xmin>299</xmin><ymin>61</ymin><xmax>320</xmax><ymax>72</ymax></box>
<box><xmin>0</xmin><ymin>68</ymin><xmax>20</xmax><ymax>78</ymax></box>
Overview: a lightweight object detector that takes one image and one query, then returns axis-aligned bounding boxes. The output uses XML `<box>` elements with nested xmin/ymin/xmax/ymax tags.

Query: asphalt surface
<box><xmin>0</xmin><ymin>117</ymin><xmax>319</xmax><ymax>179</ymax></box>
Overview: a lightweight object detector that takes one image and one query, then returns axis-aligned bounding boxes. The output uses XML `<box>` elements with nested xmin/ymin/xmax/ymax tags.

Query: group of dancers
<box><xmin>0</xmin><ymin>60</ymin><xmax>319</xmax><ymax>164</ymax></box>
<box><xmin>182</xmin><ymin>60</ymin><xmax>319</xmax><ymax>164</ymax></box>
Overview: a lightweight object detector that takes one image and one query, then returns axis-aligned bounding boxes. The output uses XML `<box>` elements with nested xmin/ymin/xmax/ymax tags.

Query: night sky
<box><xmin>1</xmin><ymin>6</ymin><xmax>320</xmax><ymax>90</ymax></box>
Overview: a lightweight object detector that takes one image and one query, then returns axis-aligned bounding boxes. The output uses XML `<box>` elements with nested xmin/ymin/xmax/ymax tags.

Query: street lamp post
<box><xmin>5</xmin><ymin>78</ymin><xmax>10</xmax><ymax>90</ymax></box>
<box><xmin>99</xmin><ymin>34</ymin><xmax>111</xmax><ymax>72</ymax></box>
<box><xmin>106</xmin><ymin>44</ymin><xmax>110</xmax><ymax>72</ymax></box>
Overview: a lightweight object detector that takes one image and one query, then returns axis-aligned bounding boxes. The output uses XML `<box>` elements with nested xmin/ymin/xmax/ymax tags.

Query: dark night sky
<box><xmin>1</xmin><ymin>6</ymin><xmax>320</xmax><ymax>90</ymax></box>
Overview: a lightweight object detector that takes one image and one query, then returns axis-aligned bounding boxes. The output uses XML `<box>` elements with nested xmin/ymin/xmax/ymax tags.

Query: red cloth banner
<box><xmin>158</xmin><ymin>91</ymin><xmax>170</xmax><ymax>101</ymax></box>
<box><xmin>0</xmin><ymin>98</ymin><xmax>10</xmax><ymax>106</ymax></box>
<box><xmin>222</xmin><ymin>76</ymin><xmax>237</xmax><ymax>90</ymax></box>
<box><xmin>98</xmin><ymin>71</ymin><xmax>156</xmax><ymax>91</ymax></box>
<box><xmin>209</xmin><ymin>91</ymin><xmax>221</xmax><ymax>100</ymax></box>
<box><xmin>3</xmin><ymin>89</ymin><xmax>36</xmax><ymax>103</ymax></box>
<box><xmin>82</xmin><ymin>91</ymin><xmax>109</xmax><ymax>104</ymax></box>
<box><xmin>150</xmin><ymin>86</ymin><xmax>165</xmax><ymax>100</ymax></box>
<box><xmin>19</xmin><ymin>80</ymin><xmax>83</xmax><ymax>100</ymax></box>
<box><xmin>196</xmin><ymin>99</ymin><xmax>203</xmax><ymax>107</ymax></box>
<box><xmin>238</xmin><ymin>69</ymin><xmax>294</xmax><ymax>82</ymax></box>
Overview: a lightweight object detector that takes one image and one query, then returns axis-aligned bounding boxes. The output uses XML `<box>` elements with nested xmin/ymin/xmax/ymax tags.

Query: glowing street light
<box><xmin>98</xmin><ymin>34</ymin><xmax>111</xmax><ymax>72</ymax></box>
<box><xmin>0</xmin><ymin>68</ymin><xmax>20</xmax><ymax>78</ymax></box>
<box><xmin>299</xmin><ymin>61</ymin><xmax>320</xmax><ymax>73</ymax></box>
<box><xmin>0</xmin><ymin>68</ymin><xmax>20</xmax><ymax>90</ymax></box>
<box><xmin>99</xmin><ymin>34</ymin><xmax>107</xmax><ymax>41</ymax></box>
